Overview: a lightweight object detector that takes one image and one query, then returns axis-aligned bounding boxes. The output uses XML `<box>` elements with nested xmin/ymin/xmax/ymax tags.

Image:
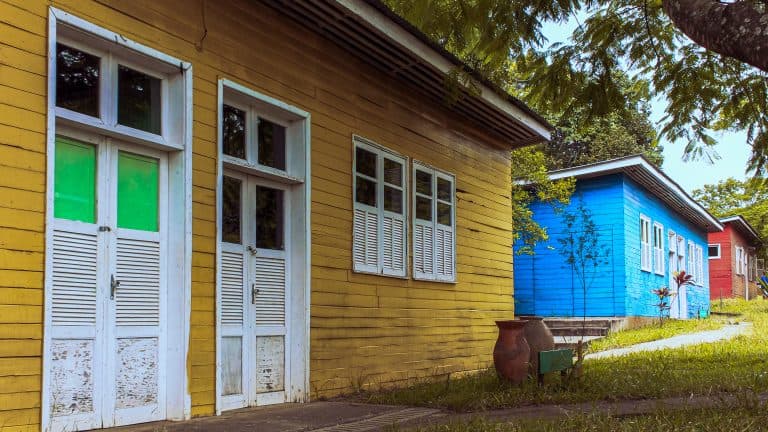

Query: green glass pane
<box><xmin>54</xmin><ymin>137</ymin><xmax>96</xmax><ymax>223</ymax></box>
<box><xmin>118</xmin><ymin>151</ymin><xmax>159</xmax><ymax>231</ymax></box>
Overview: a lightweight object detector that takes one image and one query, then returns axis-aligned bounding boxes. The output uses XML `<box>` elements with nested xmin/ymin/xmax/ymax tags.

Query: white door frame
<box><xmin>215</xmin><ymin>79</ymin><xmax>311</xmax><ymax>414</ymax></box>
<box><xmin>43</xmin><ymin>9</ymin><xmax>193</xmax><ymax>431</ymax></box>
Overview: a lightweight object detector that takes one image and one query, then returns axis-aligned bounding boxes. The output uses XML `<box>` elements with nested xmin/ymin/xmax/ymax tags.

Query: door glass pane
<box><xmin>416</xmin><ymin>196</ymin><xmax>432</xmax><ymax>221</ymax></box>
<box><xmin>383</xmin><ymin>159</ymin><xmax>402</xmax><ymax>186</ymax></box>
<box><xmin>54</xmin><ymin>136</ymin><xmax>96</xmax><ymax>223</ymax></box>
<box><xmin>416</xmin><ymin>170</ymin><xmax>432</xmax><ymax>196</ymax></box>
<box><xmin>258</xmin><ymin>119</ymin><xmax>286</xmax><ymax>170</ymax></box>
<box><xmin>355</xmin><ymin>177</ymin><xmax>376</xmax><ymax>206</ymax></box>
<box><xmin>56</xmin><ymin>44</ymin><xmax>100</xmax><ymax>117</ymax></box>
<box><xmin>384</xmin><ymin>186</ymin><xmax>402</xmax><ymax>214</ymax></box>
<box><xmin>437</xmin><ymin>177</ymin><xmax>452</xmax><ymax>202</ymax></box>
<box><xmin>438</xmin><ymin>202</ymin><xmax>452</xmax><ymax>226</ymax></box>
<box><xmin>256</xmin><ymin>186</ymin><xmax>284</xmax><ymax>250</ymax></box>
<box><xmin>118</xmin><ymin>65</ymin><xmax>162</xmax><ymax>134</ymax></box>
<box><xmin>117</xmin><ymin>151</ymin><xmax>159</xmax><ymax>231</ymax></box>
<box><xmin>223</xmin><ymin>104</ymin><xmax>246</xmax><ymax>159</ymax></box>
<box><xmin>222</xmin><ymin>176</ymin><xmax>242</xmax><ymax>244</ymax></box>
<box><xmin>355</xmin><ymin>147</ymin><xmax>376</xmax><ymax>178</ymax></box>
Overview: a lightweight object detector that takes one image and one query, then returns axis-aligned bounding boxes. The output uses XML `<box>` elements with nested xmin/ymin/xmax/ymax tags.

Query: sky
<box><xmin>540</xmin><ymin>18</ymin><xmax>751</xmax><ymax>194</ymax></box>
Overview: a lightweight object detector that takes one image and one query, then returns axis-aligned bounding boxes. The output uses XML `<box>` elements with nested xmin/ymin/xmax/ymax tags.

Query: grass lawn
<box><xmin>587</xmin><ymin>317</ymin><xmax>724</xmax><ymax>352</ymax></box>
<box><xmin>363</xmin><ymin>299</ymin><xmax>768</xmax><ymax>412</ymax></box>
<box><xmin>389</xmin><ymin>402</ymin><xmax>768</xmax><ymax>431</ymax></box>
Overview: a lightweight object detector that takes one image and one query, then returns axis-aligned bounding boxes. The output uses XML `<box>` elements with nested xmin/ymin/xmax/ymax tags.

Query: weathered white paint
<box><xmin>116</xmin><ymin>338</ymin><xmax>159</xmax><ymax>409</ymax></box>
<box><xmin>255</xmin><ymin>336</ymin><xmax>285</xmax><ymax>393</ymax></box>
<box><xmin>51</xmin><ymin>340</ymin><xmax>95</xmax><ymax>416</ymax></box>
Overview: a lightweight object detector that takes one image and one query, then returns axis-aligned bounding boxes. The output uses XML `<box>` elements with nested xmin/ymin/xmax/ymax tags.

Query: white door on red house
<box><xmin>220</xmin><ymin>172</ymin><xmax>289</xmax><ymax>410</ymax></box>
<box><xmin>48</xmin><ymin>134</ymin><xmax>167</xmax><ymax>431</ymax></box>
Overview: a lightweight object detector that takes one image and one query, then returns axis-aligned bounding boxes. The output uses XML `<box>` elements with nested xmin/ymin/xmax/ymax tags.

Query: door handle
<box><xmin>110</xmin><ymin>275</ymin><xmax>120</xmax><ymax>300</ymax></box>
<box><xmin>251</xmin><ymin>284</ymin><xmax>260</xmax><ymax>304</ymax></box>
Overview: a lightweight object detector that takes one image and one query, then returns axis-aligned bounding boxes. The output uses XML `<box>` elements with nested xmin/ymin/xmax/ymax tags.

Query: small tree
<box><xmin>651</xmin><ymin>286</ymin><xmax>675</xmax><ymax>326</ymax></box>
<box><xmin>557</xmin><ymin>199</ymin><xmax>611</xmax><ymax>370</ymax></box>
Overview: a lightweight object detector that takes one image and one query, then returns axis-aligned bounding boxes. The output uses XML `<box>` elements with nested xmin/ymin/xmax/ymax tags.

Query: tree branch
<box><xmin>662</xmin><ymin>0</ymin><xmax>768</xmax><ymax>72</ymax></box>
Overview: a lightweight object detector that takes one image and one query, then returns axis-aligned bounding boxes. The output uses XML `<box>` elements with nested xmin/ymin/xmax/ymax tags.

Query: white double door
<box><xmin>47</xmin><ymin>133</ymin><xmax>168</xmax><ymax>431</ymax></box>
<box><xmin>219</xmin><ymin>172</ymin><xmax>291</xmax><ymax>410</ymax></box>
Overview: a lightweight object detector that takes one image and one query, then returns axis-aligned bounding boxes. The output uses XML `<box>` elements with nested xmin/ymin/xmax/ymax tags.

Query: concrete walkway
<box><xmin>585</xmin><ymin>322</ymin><xmax>752</xmax><ymax>360</ymax></box>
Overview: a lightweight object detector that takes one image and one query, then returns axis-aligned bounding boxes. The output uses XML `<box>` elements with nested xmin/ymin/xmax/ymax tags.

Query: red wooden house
<box><xmin>708</xmin><ymin>216</ymin><xmax>762</xmax><ymax>300</ymax></box>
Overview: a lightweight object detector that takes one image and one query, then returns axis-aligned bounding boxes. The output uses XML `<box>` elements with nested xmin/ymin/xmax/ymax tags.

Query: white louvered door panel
<box><xmin>220</xmin><ymin>244</ymin><xmax>247</xmax><ymax>409</ymax></box>
<box><xmin>221</xmin><ymin>251</ymin><xmax>245</xmax><ymax>326</ymax></box>
<box><xmin>382</xmin><ymin>215</ymin><xmax>405</xmax><ymax>276</ymax></box>
<box><xmin>353</xmin><ymin>208</ymin><xmax>378</xmax><ymax>273</ymax></box>
<box><xmin>49</xmin><ymin>220</ymin><xmax>104</xmax><ymax>432</ymax></box>
<box><xmin>253</xmin><ymin>256</ymin><xmax>286</xmax><ymax>326</ymax></box>
<box><xmin>115</xmin><ymin>237</ymin><xmax>160</xmax><ymax>326</ymax></box>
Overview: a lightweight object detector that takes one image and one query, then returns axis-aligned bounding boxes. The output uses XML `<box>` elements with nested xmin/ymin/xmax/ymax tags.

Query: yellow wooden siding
<box><xmin>0</xmin><ymin>0</ymin><xmax>518</xmax><ymax>426</ymax></box>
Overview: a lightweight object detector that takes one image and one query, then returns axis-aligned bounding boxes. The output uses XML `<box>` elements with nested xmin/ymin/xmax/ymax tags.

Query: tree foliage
<box><xmin>385</xmin><ymin>0</ymin><xmax>768</xmax><ymax>174</ymax></box>
<box><xmin>692</xmin><ymin>178</ymin><xmax>768</xmax><ymax>254</ymax></box>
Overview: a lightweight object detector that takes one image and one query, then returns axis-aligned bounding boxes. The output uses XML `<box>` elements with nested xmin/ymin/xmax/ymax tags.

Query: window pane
<box><xmin>384</xmin><ymin>186</ymin><xmax>402</xmax><ymax>214</ymax></box>
<box><xmin>437</xmin><ymin>177</ymin><xmax>452</xmax><ymax>202</ymax></box>
<box><xmin>223</xmin><ymin>104</ymin><xmax>246</xmax><ymax>159</ymax></box>
<box><xmin>222</xmin><ymin>176</ymin><xmax>242</xmax><ymax>244</ymax></box>
<box><xmin>438</xmin><ymin>202</ymin><xmax>452</xmax><ymax>226</ymax></box>
<box><xmin>256</xmin><ymin>186</ymin><xmax>284</xmax><ymax>250</ymax></box>
<box><xmin>355</xmin><ymin>176</ymin><xmax>376</xmax><ymax>206</ymax></box>
<box><xmin>355</xmin><ymin>147</ymin><xmax>376</xmax><ymax>178</ymax></box>
<box><xmin>258</xmin><ymin>119</ymin><xmax>286</xmax><ymax>170</ymax></box>
<box><xmin>383</xmin><ymin>159</ymin><xmax>402</xmax><ymax>186</ymax></box>
<box><xmin>56</xmin><ymin>44</ymin><xmax>100</xmax><ymax>117</ymax></box>
<box><xmin>117</xmin><ymin>151</ymin><xmax>159</xmax><ymax>231</ymax></box>
<box><xmin>54</xmin><ymin>136</ymin><xmax>96</xmax><ymax>223</ymax></box>
<box><xmin>416</xmin><ymin>196</ymin><xmax>432</xmax><ymax>221</ymax></box>
<box><xmin>708</xmin><ymin>246</ymin><xmax>719</xmax><ymax>257</ymax></box>
<box><xmin>118</xmin><ymin>65</ymin><xmax>162</xmax><ymax>134</ymax></box>
<box><xmin>416</xmin><ymin>170</ymin><xmax>432</xmax><ymax>196</ymax></box>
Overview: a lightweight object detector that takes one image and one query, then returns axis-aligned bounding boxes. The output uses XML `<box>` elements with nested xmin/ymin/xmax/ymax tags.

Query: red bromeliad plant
<box><xmin>653</xmin><ymin>271</ymin><xmax>694</xmax><ymax>326</ymax></box>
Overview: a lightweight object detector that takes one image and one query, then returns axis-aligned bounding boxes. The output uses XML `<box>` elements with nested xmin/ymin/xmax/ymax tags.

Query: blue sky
<box><xmin>540</xmin><ymin>19</ymin><xmax>751</xmax><ymax>193</ymax></box>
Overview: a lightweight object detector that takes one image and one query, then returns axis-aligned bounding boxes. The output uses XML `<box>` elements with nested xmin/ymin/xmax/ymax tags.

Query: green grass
<box><xmin>363</xmin><ymin>299</ymin><xmax>768</xmax><ymax>412</ymax></box>
<box><xmin>587</xmin><ymin>318</ymin><xmax>724</xmax><ymax>352</ymax></box>
<box><xmin>389</xmin><ymin>402</ymin><xmax>768</xmax><ymax>431</ymax></box>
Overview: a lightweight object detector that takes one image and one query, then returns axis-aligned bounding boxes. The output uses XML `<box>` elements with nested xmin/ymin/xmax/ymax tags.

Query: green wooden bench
<box><xmin>538</xmin><ymin>348</ymin><xmax>574</xmax><ymax>385</ymax></box>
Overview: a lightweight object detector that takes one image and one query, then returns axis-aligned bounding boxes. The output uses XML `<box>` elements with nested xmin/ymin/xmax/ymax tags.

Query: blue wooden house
<box><xmin>514</xmin><ymin>155</ymin><xmax>723</xmax><ymax>319</ymax></box>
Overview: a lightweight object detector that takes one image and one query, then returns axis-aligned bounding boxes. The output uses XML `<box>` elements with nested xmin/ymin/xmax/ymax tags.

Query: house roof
<box><xmin>260</xmin><ymin>0</ymin><xmax>552</xmax><ymax>148</ymax></box>
<box><xmin>547</xmin><ymin>155</ymin><xmax>724</xmax><ymax>233</ymax></box>
<box><xmin>719</xmin><ymin>216</ymin><xmax>761</xmax><ymax>245</ymax></box>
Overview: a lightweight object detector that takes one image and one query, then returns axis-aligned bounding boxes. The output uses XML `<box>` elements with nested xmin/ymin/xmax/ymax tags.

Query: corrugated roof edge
<box><xmin>545</xmin><ymin>154</ymin><xmax>724</xmax><ymax>233</ymax></box>
<box><xmin>363</xmin><ymin>0</ymin><xmax>554</xmax><ymax>132</ymax></box>
<box><xmin>720</xmin><ymin>215</ymin><xmax>762</xmax><ymax>244</ymax></box>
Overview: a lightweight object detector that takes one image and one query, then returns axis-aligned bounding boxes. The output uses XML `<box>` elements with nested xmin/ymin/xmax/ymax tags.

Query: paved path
<box><xmin>585</xmin><ymin>322</ymin><xmax>752</xmax><ymax>360</ymax></box>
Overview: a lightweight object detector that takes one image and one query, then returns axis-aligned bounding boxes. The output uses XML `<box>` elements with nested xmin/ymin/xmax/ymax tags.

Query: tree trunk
<box><xmin>662</xmin><ymin>0</ymin><xmax>768</xmax><ymax>72</ymax></box>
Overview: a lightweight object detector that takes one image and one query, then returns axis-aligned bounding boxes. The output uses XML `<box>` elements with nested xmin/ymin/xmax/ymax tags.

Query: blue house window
<box><xmin>653</xmin><ymin>222</ymin><xmax>665</xmax><ymax>275</ymax></box>
<box><xmin>640</xmin><ymin>215</ymin><xmax>651</xmax><ymax>272</ymax></box>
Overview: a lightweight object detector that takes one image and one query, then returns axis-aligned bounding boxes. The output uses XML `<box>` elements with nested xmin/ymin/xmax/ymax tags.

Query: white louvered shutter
<box><xmin>115</xmin><ymin>236</ymin><xmax>161</xmax><ymax>326</ymax></box>
<box><xmin>382</xmin><ymin>214</ymin><xmax>406</xmax><ymax>276</ymax></box>
<box><xmin>436</xmin><ymin>225</ymin><xmax>455</xmax><ymax>281</ymax></box>
<box><xmin>353</xmin><ymin>208</ymin><xmax>379</xmax><ymax>273</ymax></box>
<box><xmin>413</xmin><ymin>223</ymin><xmax>434</xmax><ymax>279</ymax></box>
<box><xmin>253</xmin><ymin>256</ymin><xmax>286</xmax><ymax>326</ymax></box>
<box><xmin>51</xmin><ymin>228</ymin><xmax>99</xmax><ymax>325</ymax></box>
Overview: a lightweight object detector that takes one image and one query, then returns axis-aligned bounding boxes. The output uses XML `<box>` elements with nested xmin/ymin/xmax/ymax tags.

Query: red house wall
<box><xmin>708</xmin><ymin>227</ymin><xmax>733</xmax><ymax>299</ymax></box>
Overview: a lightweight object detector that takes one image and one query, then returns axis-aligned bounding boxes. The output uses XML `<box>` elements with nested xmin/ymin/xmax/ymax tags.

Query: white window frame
<box><xmin>652</xmin><ymin>222</ymin><xmax>665</xmax><ymax>275</ymax></box>
<box><xmin>220</xmin><ymin>80</ymin><xmax>306</xmax><ymax>183</ymax></box>
<box><xmin>688</xmin><ymin>241</ymin><xmax>696</xmax><ymax>281</ymax></box>
<box><xmin>708</xmin><ymin>243</ymin><xmax>721</xmax><ymax>259</ymax></box>
<box><xmin>44</xmin><ymin>8</ymin><xmax>193</xmax><ymax>430</ymax></box>
<box><xmin>640</xmin><ymin>215</ymin><xmax>651</xmax><ymax>272</ymax></box>
<box><xmin>412</xmin><ymin>161</ymin><xmax>457</xmax><ymax>283</ymax></box>
<box><xmin>735</xmin><ymin>246</ymin><xmax>745</xmax><ymax>275</ymax></box>
<box><xmin>351</xmin><ymin>136</ymin><xmax>408</xmax><ymax>277</ymax></box>
<box><xmin>696</xmin><ymin>245</ymin><xmax>704</xmax><ymax>286</ymax></box>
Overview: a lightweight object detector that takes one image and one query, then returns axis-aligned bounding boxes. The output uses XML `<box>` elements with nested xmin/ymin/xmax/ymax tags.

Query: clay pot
<box><xmin>519</xmin><ymin>316</ymin><xmax>555</xmax><ymax>377</ymax></box>
<box><xmin>493</xmin><ymin>320</ymin><xmax>530</xmax><ymax>384</ymax></box>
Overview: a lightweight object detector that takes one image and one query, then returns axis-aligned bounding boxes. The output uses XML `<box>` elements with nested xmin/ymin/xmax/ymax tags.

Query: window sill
<box><xmin>351</xmin><ymin>268</ymin><xmax>409</xmax><ymax>280</ymax></box>
<box><xmin>413</xmin><ymin>275</ymin><xmax>457</xmax><ymax>284</ymax></box>
<box><xmin>223</xmin><ymin>156</ymin><xmax>303</xmax><ymax>184</ymax></box>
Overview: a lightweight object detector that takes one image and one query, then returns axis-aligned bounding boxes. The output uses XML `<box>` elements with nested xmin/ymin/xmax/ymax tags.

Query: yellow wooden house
<box><xmin>0</xmin><ymin>0</ymin><xmax>551</xmax><ymax>430</ymax></box>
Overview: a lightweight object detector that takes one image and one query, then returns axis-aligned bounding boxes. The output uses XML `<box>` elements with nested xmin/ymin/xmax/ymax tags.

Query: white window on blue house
<box><xmin>352</xmin><ymin>137</ymin><xmax>407</xmax><ymax>277</ymax></box>
<box><xmin>688</xmin><ymin>241</ymin><xmax>696</xmax><ymax>281</ymax></box>
<box><xmin>640</xmin><ymin>215</ymin><xmax>652</xmax><ymax>272</ymax></box>
<box><xmin>696</xmin><ymin>245</ymin><xmax>704</xmax><ymax>285</ymax></box>
<box><xmin>653</xmin><ymin>222</ymin><xmax>665</xmax><ymax>275</ymax></box>
<box><xmin>413</xmin><ymin>162</ymin><xmax>456</xmax><ymax>282</ymax></box>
